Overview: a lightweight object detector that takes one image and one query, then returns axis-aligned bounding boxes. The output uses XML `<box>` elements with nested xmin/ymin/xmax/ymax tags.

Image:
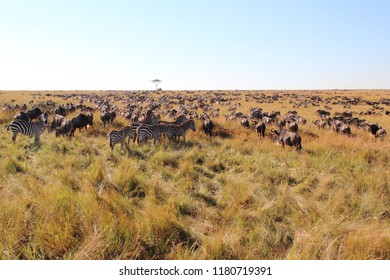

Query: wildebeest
<box><xmin>53</xmin><ymin>106</ymin><xmax>66</xmax><ymax>116</ymax></box>
<box><xmin>49</xmin><ymin>114</ymin><xmax>65</xmax><ymax>132</ymax></box>
<box><xmin>313</xmin><ymin>120</ymin><xmax>327</xmax><ymax>129</ymax></box>
<box><xmin>26</xmin><ymin>107</ymin><xmax>43</xmax><ymax>121</ymax></box>
<box><xmin>100</xmin><ymin>111</ymin><xmax>117</xmax><ymax>128</ymax></box>
<box><xmin>288</xmin><ymin>121</ymin><xmax>298</xmax><ymax>132</ymax></box>
<box><xmin>69</xmin><ymin>113</ymin><xmax>93</xmax><ymax>137</ymax></box>
<box><xmin>241</xmin><ymin>117</ymin><xmax>249</xmax><ymax>129</ymax></box>
<box><xmin>375</xmin><ymin>128</ymin><xmax>387</xmax><ymax>140</ymax></box>
<box><xmin>363</xmin><ymin>123</ymin><xmax>381</xmax><ymax>136</ymax></box>
<box><xmin>201</xmin><ymin>115</ymin><xmax>213</xmax><ymax>136</ymax></box>
<box><xmin>339</xmin><ymin>123</ymin><xmax>351</xmax><ymax>135</ymax></box>
<box><xmin>271</xmin><ymin>129</ymin><xmax>302</xmax><ymax>152</ymax></box>
<box><xmin>56</xmin><ymin>119</ymin><xmax>73</xmax><ymax>138</ymax></box>
<box><xmin>255</xmin><ymin>121</ymin><xmax>266</xmax><ymax>138</ymax></box>
<box><xmin>315</xmin><ymin>109</ymin><xmax>331</xmax><ymax>118</ymax></box>
<box><xmin>331</xmin><ymin>120</ymin><xmax>351</xmax><ymax>135</ymax></box>
<box><xmin>14</xmin><ymin>112</ymin><xmax>29</xmax><ymax>121</ymax></box>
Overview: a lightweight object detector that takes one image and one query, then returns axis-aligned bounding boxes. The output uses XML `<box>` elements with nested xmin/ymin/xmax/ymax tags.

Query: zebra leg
<box><xmin>12</xmin><ymin>132</ymin><xmax>18</xmax><ymax>142</ymax></box>
<box><xmin>110</xmin><ymin>141</ymin><xmax>114</xmax><ymax>151</ymax></box>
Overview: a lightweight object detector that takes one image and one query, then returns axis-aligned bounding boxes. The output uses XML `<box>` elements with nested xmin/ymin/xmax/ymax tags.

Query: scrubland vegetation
<box><xmin>0</xmin><ymin>90</ymin><xmax>389</xmax><ymax>260</ymax></box>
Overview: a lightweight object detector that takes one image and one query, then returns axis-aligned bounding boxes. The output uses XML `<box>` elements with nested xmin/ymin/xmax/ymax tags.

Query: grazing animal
<box><xmin>331</xmin><ymin>120</ymin><xmax>351</xmax><ymax>135</ymax></box>
<box><xmin>241</xmin><ymin>117</ymin><xmax>249</xmax><ymax>129</ymax></box>
<box><xmin>339</xmin><ymin>123</ymin><xmax>351</xmax><ymax>135</ymax></box>
<box><xmin>26</xmin><ymin>108</ymin><xmax>43</xmax><ymax>121</ymax></box>
<box><xmin>288</xmin><ymin>121</ymin><xmax>299</xmax><ymax>132</ymax></box>
<box><xmin>271</xmin><ymin>129</ymin><xmax>302</xmax><ymax>152</ymax></box>
<box><xmin>165</xmin><ymin>119</ymin><xmax>196</xmax><ymax>142</ymax></box>
<box><xmin>276</xmin><ymin>118</ymin><xmax>286</xmax><ymax>128</ymax></box>
<box><xmin>107</xmin><ymin>125</ymin><xmax>132</xmax><ymax>151</ymax></box>
<box><xmin>8</xmin><ymin>113</ymin><xmax>48</xmax><ymax>143</ymax></box>
<box><xmin>313</xmin><ymin>120</ymin><xmax>327</xmax><ymax>129</ymax></box>
<box><xmin>54</xmin><ymin>106</ymin><xmax>66</xmax><ymax>116</ymax></box>
<box><xmin>200</xmin><ymin>114</ymin><xmax>213</xmax><ymax>136</ymax></box>
<box><xmin>255</xmin><ymin>121</ymin><xmax>266</xmax><ymax>138</ymax></box>
<box><xmin>100</xmin><ymin>111</ymin><xmax>117</xmax><ymax>128</ymax></box>
<box><xmin>14</xmin><ymin>112</ymin><xmax>29</xmax><ymax>121</ymax></box>
<box><xmin>136</xmin><ymin>124</ymin><xmax>170</xmax><ymax>145</ymax></box>
<box><xmin>69</xmin><ymin>113</ymin><xmax>93</xmax><ymax>137</ymax></box>
<box><xmin>296</xmin><ymin>116</ymin><xmax>307</xmax><ymax>125</ymax></box>
<box><xmin>158</xmin><ymin>115</ymin><xmax>188</xmax><ymax>126</ymax></box>
<box><xmin>49</xmin><ymin>114</ymin><xmax>65</xmax><ymax>132</ymax></box>
<box><xmin>375</xmin><ymin>128</ymin><xmax>387</xmax><ymax>140</ymax></box>
<box><xmin>56</xmin><ymin>119</ymin><xmax>73</xmax><ymax>138</ymax></box>
<box><xmin>130</xmin><ymin>113</ymin><xmax>161</xmax><ymax>143</ymax></box>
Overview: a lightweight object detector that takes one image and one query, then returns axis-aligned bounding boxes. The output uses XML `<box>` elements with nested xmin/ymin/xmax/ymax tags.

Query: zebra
<box><xmin>136</xmin><ymin>124</ymin><xmax>170</xmax><ymax>146</ymax></box>
<box><xmin>158</xmin><ymin>114</ymin><xmax>188</xmax><ymax>126</ymax></box>
<box><xmin>130</xmin><ymin>114</ymin><xmax>161</xmax><ymax>144</ymax></box>
<box><xmin>7</xmin><ymin>113</ymin><xmax>48</xmax><ymax>143</ymax></box>
<box><xmin>165</xmin><ymin>119</ymin><xmax>196</xmax><ymax>142</ymax></box>
<box><xmin>107</xmin><ymin>125</ymin><xmax>132</xmax><ymax>151</ymax></box>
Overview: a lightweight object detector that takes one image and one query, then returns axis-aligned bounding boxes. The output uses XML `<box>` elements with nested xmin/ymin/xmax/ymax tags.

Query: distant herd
<box><xmin>2</xmin><ymin>91</ymin><xmax>389</xmax><ymax>153</ymax></box>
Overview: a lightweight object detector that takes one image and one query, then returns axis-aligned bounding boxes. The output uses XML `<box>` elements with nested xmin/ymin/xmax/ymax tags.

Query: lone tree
<box><xmin>150</xmin><ymin>79</ymin><xmax>162</xmax><ymax>91</ymax></box>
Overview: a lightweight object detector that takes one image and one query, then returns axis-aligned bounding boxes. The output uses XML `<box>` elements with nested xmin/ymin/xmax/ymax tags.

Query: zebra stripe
<box><xmin>136</xmin><ymin>124</ymin><xmax>169</xmax><ymax>146</ymax></box>
<box><xmin>164</xmin><ymin>119</ymin><xmax>196</xmax><ymax>142</ymax></box>
<box><xmin>129</xmin><ymin>114</ymin><xmax>160</xmax><ymax>144</ymax></box>
<box><xmin>107</xmin><ymin>125</ymin><xmax>132</xmax><ymax>151</ymax></box>
<box><xmin>9</xmin><ymin>113</ymin><xmax>48</xmax><ymax>143</ymax></box>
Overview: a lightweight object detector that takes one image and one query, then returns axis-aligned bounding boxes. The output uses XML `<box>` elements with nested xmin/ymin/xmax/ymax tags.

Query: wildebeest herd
<box><xmin>2</xmin><ymin>91</ymin><xmax>388</xmax><ymax>151</ymax></box>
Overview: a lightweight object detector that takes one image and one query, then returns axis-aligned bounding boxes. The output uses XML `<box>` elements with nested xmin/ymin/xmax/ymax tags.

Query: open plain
<box><xmin>0</xmin><ymin>89</ymin><xmax>389</xmax><ymax>260</ymax></box>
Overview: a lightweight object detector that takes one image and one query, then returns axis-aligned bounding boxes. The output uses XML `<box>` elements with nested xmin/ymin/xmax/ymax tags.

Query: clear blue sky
<box><xmin>0</xmin><ymin>0</ymin><xmax>389</xmax><ymax>90</ymax></box>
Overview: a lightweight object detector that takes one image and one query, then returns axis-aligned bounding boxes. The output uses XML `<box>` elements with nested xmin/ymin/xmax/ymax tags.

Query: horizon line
<box><xmin>1</xmin><ymin>88</ymin><xmax>390</xmax><ymax>92</ymax></box>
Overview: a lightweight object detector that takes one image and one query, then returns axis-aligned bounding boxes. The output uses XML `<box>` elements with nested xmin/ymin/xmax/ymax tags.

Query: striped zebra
<box><xmin>7</xmin><ymin>113</ymin><xmax>48</xmax><ymax>143</ymax></box>
<box><xmin>136</xmin><ymin>124</ymin><xmax>170</xmax><ymax>146</ymax></box>
<box><xmin>107</xmin><ymin>125</ymin><xmax>132</xmax><ymax>151</ymax></box>
<box><xmin>158</xmin><ymin>114</ymin><xmax>188</xmax><ymax>126</ymax></box>
<box><xmin>165</xmin><ymin>119</ymin><xmax>196</xmax><ymax>142</ymax></box>
<box><xmin>130</xmin><ymin>114</ymin><xmax>160</xmax><ymax>144</ymax></box>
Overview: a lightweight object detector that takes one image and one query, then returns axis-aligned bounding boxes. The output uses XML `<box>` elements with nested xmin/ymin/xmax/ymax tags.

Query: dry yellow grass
<box><xmin>0</xmin><ymin>89</ymin><xmax>389</xmax><ymax>260</ymax></box>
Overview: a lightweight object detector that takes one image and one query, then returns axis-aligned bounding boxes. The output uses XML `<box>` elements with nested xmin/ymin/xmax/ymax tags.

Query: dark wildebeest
<box><xmin>331</xmin><ymin>120</ymin><xmax>351</xmax><ymax>135</ymax></box>
<box><xmin>54</xmin><ymin>106</ymin><xmax>66</xmax><ymax>116</ymax></box>
<box><xmin>313</xmin><ymin>120</ymin><xmax>327</xmax><ymax>129</ymax></box>
<box><xmin>26</xmin><ymin>108</ymin><xmax>43</xmax><ymax>121</ymax></box>
<box><xmin>56</xmin><ymin>119</ymin><xmax>73</xmax><ymax>138</ymax></box>
<box><xmin>288</xmin><ymin>121</ymin><xmax>299</xmax><ymax>132</ymax></box>
<box><xmin>375</xmin><ymin>128</ymin><xmax>387</xmax><ymax>140</ymax></box>
<box><xmin>69</xmin><ymin>113</ymin><xmax>93</xmax><ymax>137</ymax></box>
<box><xmin>315</xmin><ymin>109</ymin><xmax>331</xmax><ymax>118</ymax></box>
<box><xmin>241</xmin><ymin>117</ymin><xmax>249</xmax><ymax>129</ymax></box>
<box><xmin>339</xmin><ymin>123</ymin><xmax>351</xmax><ymax>135</ymax></box>
<box><xmin>49</xmin><ymin>114</ymin><xmax>65</xmax><ymax>132</ymax></box>
<box><xmin>201</xmin><ymin>118</ymin><xmax>214</xmax><ymax>136</ymax></box>
<box><xmin>271</xmin><ymin>129</ymin><xmax>302</xmax><ymax>152</ymax></box>
<box><xmin>255</xmin><ymin>121</ymin><xmax>266</xmax><ymax>138</ymax></box>
<box><xmin>100</xmin><ymin>111</ymin><xmax>117</xmax><ymax>128</ymax></box>
<box><xmin>276</xmin><ymin>118</ymin><xmax>286</xmax><ymax>128</ymax></box>
<box><xmin>14</xmin><ymin>112</ymin><xmax>29</xmax><ymax>121</ymax></box>
<box><xmin>364</xmin><ymin>123</ymin><xmax>381</xmax><ymax>136</ymax></box>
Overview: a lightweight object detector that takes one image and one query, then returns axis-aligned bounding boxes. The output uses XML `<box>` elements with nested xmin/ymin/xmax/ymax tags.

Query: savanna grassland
<box><xmin>0</xmin><ymin>90</ymin><xmax>390</xmax><ymax>260</ymax></box>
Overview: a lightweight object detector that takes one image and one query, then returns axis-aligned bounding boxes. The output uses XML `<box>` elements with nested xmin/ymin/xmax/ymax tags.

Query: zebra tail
<box><xmin>5</xmin><ymin>124</ymin><xmax>10</xmax><ymax>132</ymax></box>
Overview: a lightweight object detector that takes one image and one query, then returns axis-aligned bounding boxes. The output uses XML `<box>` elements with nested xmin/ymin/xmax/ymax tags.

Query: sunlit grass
<box><xmin>0</xmin><ymin>90</ymin><xmax>389</xmax><ymax>259</ymax></box>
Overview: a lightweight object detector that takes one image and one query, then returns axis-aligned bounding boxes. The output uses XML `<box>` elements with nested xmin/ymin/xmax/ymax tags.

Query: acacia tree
<box><xmin>150</xmin><ymin>79</ymin><xmax>162</xmax><ymax>91</ymax></box>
